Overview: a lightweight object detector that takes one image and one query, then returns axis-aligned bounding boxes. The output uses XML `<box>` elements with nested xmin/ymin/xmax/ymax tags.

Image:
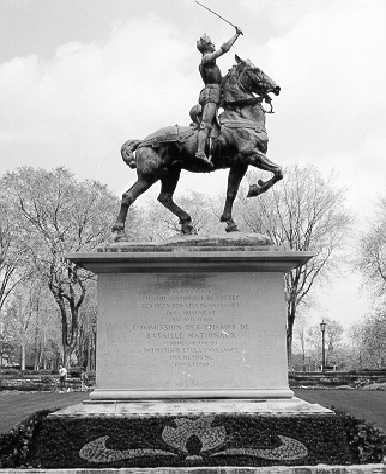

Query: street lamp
<box><xmin>320</xmin><ymin>320</ymin><xmax>326</xmax><ymax>372</ymax></box>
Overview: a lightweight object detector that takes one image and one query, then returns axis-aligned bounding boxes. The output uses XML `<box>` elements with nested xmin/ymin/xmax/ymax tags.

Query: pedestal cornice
<box><xmin>67</xmin><ymin>249</ymin><xmax>314</xmax><ymax>274</ymax></box>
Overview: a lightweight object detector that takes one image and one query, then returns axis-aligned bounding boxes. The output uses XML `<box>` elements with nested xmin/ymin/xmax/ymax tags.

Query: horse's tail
<box><xmin>121</xmin><ymin>139</ymin><xmax>142</xmax><ymax>168</ymax></box>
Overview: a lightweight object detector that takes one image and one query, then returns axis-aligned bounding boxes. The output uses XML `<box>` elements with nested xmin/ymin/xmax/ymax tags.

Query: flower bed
<box><xmin>32</xmin><ymin>413</ymin><xmax>386</xmax><ymax>468</ymax></box>
<box><xmin>0</xmin><ymin>408</ymin><xmax>384</xmax><ymax>469</ymax></box>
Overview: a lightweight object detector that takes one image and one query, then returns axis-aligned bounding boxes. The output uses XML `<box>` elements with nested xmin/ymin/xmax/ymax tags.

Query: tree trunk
<box><xmin>63</xmin><ymin>345</ymin><xmax>73</xmax><ymax>369</ymax></box>
<box><xmin>87</xmin><ymin>334</ymin><xmax>91</xmax><ymax>371</ymax></box>
<box><xmin>300</xmin><ymin>329</ymin><xmax>306</xmax><ymax>370</ymax></box>
<box><xmin>21</xmin><ymin>342</ymin><xmax>25</xmax><ymax>371</ymax></box>
<box><xmin>34</xmin><ymin>299</ymin><xmax>39</xmax><ymax>370</ymax></box>
<box><xmin>92</xmin><ymin>329</ymin><xmax>96</xmax><ymax>371</ymax></box>
<box><xmin>287</xmin><ymin>330</ymin><xmax>292</xmax><ymax>367</ymax></box>
<box><xmin>40</xmin><ymin>329</ymin><xmax>46</xmax><ymax>369</ymax></box>
<box><xmin>287</xmin><ymin>299</ymin><xmax>297</xmax><ymax>367</ymax></box>
<box><xmin>51</xmin><ymin>290</ymin><xmax>75</xmax><ymax>369</ymax></box>
<box><xmin>34</xmin><ymin>325</ymin><xmax>39</xmax><ymax>370</ymax></box>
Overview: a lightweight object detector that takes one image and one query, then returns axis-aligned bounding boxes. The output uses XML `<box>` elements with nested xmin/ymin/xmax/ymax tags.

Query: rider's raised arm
<box><xmin>203</xmin><ymin>28</ymin><xmax>242</xmax><ymax>62</ymax></box>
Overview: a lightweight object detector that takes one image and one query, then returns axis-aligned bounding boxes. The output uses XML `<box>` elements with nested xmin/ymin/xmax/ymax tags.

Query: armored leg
<box><xmin>195</xmin><ymin>102</ymin><xmax>217</xmax><ymax>166</ymax></box>
<box><xmin>196</xmin><ymin>123</ymin><xmax>211</xmax><ymax>162</ymax></box>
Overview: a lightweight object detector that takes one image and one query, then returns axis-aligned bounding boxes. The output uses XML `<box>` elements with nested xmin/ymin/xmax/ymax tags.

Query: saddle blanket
<box><xmin>139</xmin><ymin>125</ymin><xmax>195</xmax><ymax>149</ymax></box>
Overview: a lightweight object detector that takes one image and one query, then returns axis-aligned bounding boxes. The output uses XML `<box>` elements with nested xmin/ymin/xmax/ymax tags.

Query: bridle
<box><xmin>238</xmin><ymin>66</ymin><xmax>276</xmax><ymax>113</ymax></box>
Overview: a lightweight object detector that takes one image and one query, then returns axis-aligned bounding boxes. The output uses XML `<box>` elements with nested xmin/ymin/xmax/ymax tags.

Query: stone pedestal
<box><xmin>68</xmin><ymin>234</ymin><xmax>313</xmax><ymax>401</ymax></box>
<box><xmin>32</xmin><ymin>236</ymin><xmax>353</xmax><ymax>470</ymax></box>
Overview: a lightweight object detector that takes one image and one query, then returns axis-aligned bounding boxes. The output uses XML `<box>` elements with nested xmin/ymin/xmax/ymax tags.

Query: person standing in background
<box><xmin>58</xmin><ymin>364</ymin><xmax>67</xmax><ymax>392</ymax></box>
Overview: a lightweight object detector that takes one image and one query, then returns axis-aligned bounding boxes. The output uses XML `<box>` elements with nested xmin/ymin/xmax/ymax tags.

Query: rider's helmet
<box><xmin>197</xmin><ymin>34</ymin><xmax>215</xmax><ymax>53</ymax></box>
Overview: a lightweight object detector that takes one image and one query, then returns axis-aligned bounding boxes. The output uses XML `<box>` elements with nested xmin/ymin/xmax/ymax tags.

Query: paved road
<box><xmin>0</xmin><ymin>391</ymin><xmax>87</xmax><ymax>433</ymax></box>
<box><xmin>0</xmin><ymin>389</ymin><xmax>385</xmax><ymax>433</ymax></box>
<box><xmin>295</xmin><ymin>389</ymin><xmax>386</xmax><ymax>431</ymax></box>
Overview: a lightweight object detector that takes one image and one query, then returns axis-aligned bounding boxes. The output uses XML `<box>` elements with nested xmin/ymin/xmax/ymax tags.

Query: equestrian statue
<box><xmin>112</xmin><ymin>23</ymin><xmax>282</xmax><ymax>241</ymax></box>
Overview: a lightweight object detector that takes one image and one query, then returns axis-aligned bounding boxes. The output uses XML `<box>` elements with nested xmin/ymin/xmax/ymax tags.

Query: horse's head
<box><xmin>234</xmin><ymin>55</ymin><xmax>281</xmax><ymax>97</ymax></box>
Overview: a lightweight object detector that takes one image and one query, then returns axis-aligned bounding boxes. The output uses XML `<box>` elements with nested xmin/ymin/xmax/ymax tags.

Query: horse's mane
<box><xmin>221</xmin><ymin>62</ymin><xmax>255</xmax><ymax>105</ymax></box>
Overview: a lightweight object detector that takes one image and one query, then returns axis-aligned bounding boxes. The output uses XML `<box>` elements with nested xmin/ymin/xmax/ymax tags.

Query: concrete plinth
<box><xmin>68</xmin><ymin>234</ymin><xmax>313</xmax><ymax>401</ymax></box>
<box><xmin>34</xmin><ymin>399</ymin><xmax>349</xmax><ymax>469</ymax></box>
<box><xmin>51</xmin><ymin>397</ymin><xmax>333</xmax><ymax>418</ymax></box>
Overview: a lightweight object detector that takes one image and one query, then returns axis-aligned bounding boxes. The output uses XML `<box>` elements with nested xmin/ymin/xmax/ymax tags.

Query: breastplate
<box><xmin>199</xmin><ymin>60</ymin><xmax>222</xmax><ymax>85</ymax></box>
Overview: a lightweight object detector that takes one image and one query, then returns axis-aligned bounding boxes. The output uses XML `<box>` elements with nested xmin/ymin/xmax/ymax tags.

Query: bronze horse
<box><xmin>112</xmin><ymin>56</ymin><xmax>282</xmax><ymax>240</ymax></box>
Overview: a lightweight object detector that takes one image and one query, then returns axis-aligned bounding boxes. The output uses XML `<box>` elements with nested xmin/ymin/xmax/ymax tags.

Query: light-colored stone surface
<box><xmin>4</xmin><ymin>463</ymin><xmax>386</xmax><ymax>473</ymax></box>
<box><xmin>67</xmin><ymin>238</ymin><xmax>314</xmax><ymax>401</ymax></box>
<box><xmin>98</xmin><ymin>232</ymin><xmax>274</xmax><ymax>251</ymax></box>
<box><xmin>93</xmin><ymin>271</ymin><xmax>290</xmax><ymax>399</ymax></box>
<box><xmin>67</xmin><ymin>249</ymin><xmax>314</xmax><ymax>274</ymax></box>
<box><xmin>49</xmin><ymin>397</ymin><xmax>333</xmax><ymax>418</ymax></box>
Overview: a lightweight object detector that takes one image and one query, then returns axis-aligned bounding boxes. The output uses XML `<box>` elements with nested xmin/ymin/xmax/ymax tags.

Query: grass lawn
<box><xmin>0</xmin><ymin>389</ymin><xmax>385</xmax><ymax>434</ymax></box>
<box><xmin>0</xmin><ymin>390</ymin><xmax>87</xmax><ymax>433</ymax></box>
<box><xmin>295</xmin><ymin>389</ymin><xmax>386</xmax><ymax>431</ymax></box>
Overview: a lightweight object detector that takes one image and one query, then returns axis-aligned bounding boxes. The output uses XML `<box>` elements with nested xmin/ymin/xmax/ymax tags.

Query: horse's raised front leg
<box><xmin>220</xmin><ymin>164</ymin><xmax>248</xmax><ymax>232</ymax></box>
<box><xmin>112</xmin><ymin>175</ymin><xmax>155</xmax><ymax>241</ymax></box>
<box><xmin>158</xmin><ymin>169</ymin><xmax>196</xmax><ymax>235</ymax></box>
<box><xmin>246</xmin><ymin>151</ymin><xmax>283</xmax><ymax>197</ymax></box>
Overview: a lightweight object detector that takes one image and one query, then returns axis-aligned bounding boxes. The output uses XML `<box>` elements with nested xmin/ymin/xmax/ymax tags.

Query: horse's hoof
<box><xmin>181</xmin><ymin>221</ymin><xmax>196</xmax><ymax>235</ymax></box>
<box><xmin>225</xmin><ymin>222</ymin><xmax>239</xmax><ymax>232</ymax></box>
<box><xmin>111</xmin><ymin>223</ymin><xmax>124</xmax><ymax>233</ymax></box>
<box><xmin>112</xmin><ymin>228</ymin><xmax>129</xmax><ymax>242</ymax></box>
<box><xmin>247</xmin><ymin>184</ymin><xmax>263</xmax><ymax>197</ymax></box>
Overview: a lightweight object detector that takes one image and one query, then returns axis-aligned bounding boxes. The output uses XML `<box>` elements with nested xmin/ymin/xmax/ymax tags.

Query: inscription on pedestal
<box><xmin>137</xmin><ymin>285</ymin><xmax>248</xmax><ymax>369</ymax></box>
<box><xmin>97</xmin><ymin>272</ymin><xmax>288</xmax><ymax>392</ymax></box>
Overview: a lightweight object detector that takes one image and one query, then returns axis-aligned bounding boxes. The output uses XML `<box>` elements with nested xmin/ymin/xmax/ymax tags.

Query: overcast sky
<box><xmin>0</xmin><ymin>0</ymin><xmax>385</xmax><ymax>330</ymax></box>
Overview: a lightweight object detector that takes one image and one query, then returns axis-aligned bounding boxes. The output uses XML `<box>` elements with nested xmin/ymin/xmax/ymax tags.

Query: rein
<box><xmin>221</xmin><ymin>96</ymin><xmax>263</xmax><ymax>107</ymax></box>
<box><xmin>222</xmin><ymin>66</ymin><xmax>275</xmax><ymax>112</ymax></box>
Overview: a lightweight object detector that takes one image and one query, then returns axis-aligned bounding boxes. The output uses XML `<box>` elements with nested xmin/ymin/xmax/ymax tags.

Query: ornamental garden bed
<box><xmin>0</xmin><ymin>408</ymin><xmax>384</xmax><ymax>469</ymax></box>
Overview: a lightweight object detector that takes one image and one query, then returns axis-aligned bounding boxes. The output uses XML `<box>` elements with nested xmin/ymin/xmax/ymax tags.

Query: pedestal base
<box><xmin>89</xmin><ymin>388</ymin><xmax>294</xmax><ymax>400</ymax></box>
<box><xmin>52</xmin><ymin>397</ymin><xmax>333</xmax><ymax>418</ymax></box>
<box><xmin>28</xmin><ymin>398</ymin><xmax>368</xmax><ymax>469</ymax></box>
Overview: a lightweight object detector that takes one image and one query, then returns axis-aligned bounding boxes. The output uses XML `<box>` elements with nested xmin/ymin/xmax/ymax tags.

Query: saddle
<box><xmin>138</xmin><ymin>125</ymin><xmax>195</xmax><ymax>149</ymax></box>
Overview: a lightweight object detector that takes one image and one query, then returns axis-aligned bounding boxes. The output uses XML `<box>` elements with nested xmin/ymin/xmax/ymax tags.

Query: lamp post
<box><xmin>320</xmin><ymin>320</ymin><xmax>326</xmax><ymax>372</ymax></box>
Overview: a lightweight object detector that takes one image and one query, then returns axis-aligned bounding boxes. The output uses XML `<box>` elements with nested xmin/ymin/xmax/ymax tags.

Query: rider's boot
<box><xmin>195</xmin><ymin>127</ymin><xmax>213</xmax><ymax>167</ymax></box>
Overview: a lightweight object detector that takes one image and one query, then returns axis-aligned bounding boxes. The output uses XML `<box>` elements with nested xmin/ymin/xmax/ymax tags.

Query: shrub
<box><xmin>0</xmin><ymin>369</ymin><xmax>20</xmax><ymax>376</ymax></box>
<box><xmin>40</xmin><ymin>375</ymin><xmax>55</xmax><ymax>384</ymax></box>
<box><xmin>0</xmin><ymin>410</ymin><xmax>50</xmax><ymax>468</ymax></box>
<box><xmin>338</xmin><ymin>412</ymin><xmax>385</xmax><ymax>463</ymax></box>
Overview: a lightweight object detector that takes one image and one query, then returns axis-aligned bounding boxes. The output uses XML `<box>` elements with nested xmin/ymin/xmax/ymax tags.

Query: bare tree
<box><xmin>2</xmin><ymin>167</ymin><xmax>118</xmax><ymax>367</ymax></box>
<box><xmin>236</xmin><ymin>165</ymin><xmax>352</xmax><ymax>363</ymax></box>
<box><xmin>359</xmin><ymin>197</ymin><xmax>386</xmax><ymax>296</ymax></box>
<box><xmin>138</xmin><ymin>191</ymin><xmax>222</xmax><ymax>241</ymax></box>
<box><xmin>292</xmin><ymin>311</ymin><xmax>308</xmax><ymax>370</ymax></box>
<box><xmin>307</xmin><ymin>318</ymin><xmax>344</xmax><ymax>367</ymax></box>
<box><xmin>4</xmin><ymin>280</ymin><xmax>40</xmax><ymax>370</ymax></box>
<box><xmin>0</xmin><ymin>197</ymin><xmax>29</xmax><ymax>317</ymax></box>
<box><xmin>350</xmin><ymin>310</ymin><xmax>386</xmax><ymax>369</ymax></box>
<box><xmin>75</xmin><ymin>282</ymin><xmax>97</xmax><ymax>370</ymax></box>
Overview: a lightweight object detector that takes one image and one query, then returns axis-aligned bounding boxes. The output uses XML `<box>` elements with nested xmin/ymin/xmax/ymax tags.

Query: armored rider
<box><xmin>196</xmin><ymin>28</ymin><xmax>242</xmax><ymax>165</ymax></box>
